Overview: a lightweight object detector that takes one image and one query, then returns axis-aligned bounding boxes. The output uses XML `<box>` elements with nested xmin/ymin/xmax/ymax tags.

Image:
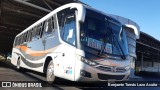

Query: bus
<box><xmin>11</xmin><ymin>3</ymin><xmax>130</xmax><ymax>83</ymax></box>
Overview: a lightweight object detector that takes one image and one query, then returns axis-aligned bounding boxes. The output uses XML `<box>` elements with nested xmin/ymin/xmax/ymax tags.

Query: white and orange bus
<box><xmin>11</xmin><ymin>3</ymin><xmax>131</xmax><ymax>83</ymax></box>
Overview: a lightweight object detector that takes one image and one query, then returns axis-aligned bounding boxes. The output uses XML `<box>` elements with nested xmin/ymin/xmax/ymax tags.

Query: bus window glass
<box><xmin>14</xmin><ymin>37</ymin><xmax>18</xmax><ymax>46</ymax></box>
<box><xmin>80</xmin><ymin>9</ymin><xmax>128</xmax><ymax>59</ymax></box>
<box><xmin>32</xmin><ymin>27</ymin><xmax>38</xmax><ymax>41</ymax></box>
<box><xmin>28</xmin><ymin>30</ymin><xmax>32</xmax><ymax>42</ymax></box>
<box><xmin>25</xmin><ymin>31</ymin><xmax>29</xmax><ymax>42</ymax></box>
<box><xmin>63</xmin><ymin>15</ymin><xmax>76</xmax><ymax>45</ymax></box>
<box><xmin>43</xmin><ymin>18</ymin><xmax>53</xmax><ymax>36</ymax></box>
<box><xmin>19</xmin><ymin>36</ymin><xmax>21</xmax><ymax>45</ymax></box>
<box><xmin>58</xmin><ymin>8</ymin><xmax>76</xmax><ymax>46</ymax></box>
<box><xmin>17</xmin><ymin>37</ymin><xmax>19</xmax><ymax>46</ymax></box>
<box><xmin>36</xmin><ymin>24</ymin><xmax>42</xmax><ymax>39</ymax></box>
<box><xmin>21</xmin><ymin>34</ymin><xmax>24</xmax><ymax>44</ymax></box>
<box><xmin>24</xmin><ymin>32</ymin><xmax>27</xmax><ymax>43</ymax></box>
<box><xmin>32</xmin><ymin>25</ymin><xmax>42</xmax><ymax>40</ymax></box>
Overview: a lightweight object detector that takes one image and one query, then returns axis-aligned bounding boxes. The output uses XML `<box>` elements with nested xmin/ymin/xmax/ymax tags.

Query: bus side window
<box><xmin>22</xmin><ymin>33</ymin><xmax>26</xmax><ymax>44</ymax></box>
<box><xmin>43</xmin><ymin>18</ymin><xmax>54</xmax><ymax>37</ymax></box>
<box><xmin>29</xmin><ymin>29</ymin><xmax>32</xmax><ymax>42</ymax></box>
<box><xmin>21</xmin><ymin>35</ymin><xmax>23</xmax><ymax>44</ymax></box>
<box><xmin>36</xmin><ymin>24</ymin><xmax>42</xmax><ymax>39</ymax></box>
<box><xmin>28</xmin><ymin>30</ymin><xmax>32</xmax><ymax>42</ymax></box>
<box><xmin>23</xmin><ymin>33</ymin><xmax>26</xmax><ymax>43</ymax></box>
<box><xmin>39</xmin><ymin>23</ymin><xmax>43</xmax><ymax>38</ymax></box>
<box><xmin>24</xmin><ymin>34</ymin><xmax>26</xmax><ymax>43</ymax></box>
<box><xmin>25</xmin><ymin>31</ymin><xmax>29</xmax><ymax>42</ymax></box>
<box><xmin>21</xmin><ymin>34</ymin><xmax>24</xmax><ymax>44</ymax></box>
<box><xmin>30</xmin><ymin>29</ymin><xmax>34</xmax><ymax>41</ymax></box>
<box><xmin>26</xmin><ymin>31</ymin><xmax>30</xmax><ymax>42</ymax></box>
<box><xmin>57</xmin><ymin>8</ymin><xmax>76</xmax><ymax>46</ymax></box>
<box><xmin>40</xmin><ymin>23</ymin><xmax>44</xmax><ymax>38</ymax></box>
<box><xmin>14</xmin><ymin>37</ymin><xmax>17</xmax><ymax>47</ymax></box>
<box><xmin>19</xmin><ymin>36</ymin><xmax>21</xmax><ymax>45</ymax></box>
<box><xmin>32</xmin><ymin>28</ymin><xmax>37</xmax><ymax>41</ymax></box>
<box><xmin>16</xmin><ymin>37</ymin><xmax>19</xmax><ymax>46</ymax></box>
<box><xmin>52</xmin><ymin>17</ymin><xmax>55</xmax><ymax>34</ymax></box>
<box><xmin>57</xmin><ymin>12</ymin><xmax>65</xmax><ymax>38</ymax></box>
<box><xmin>32</xmin><ymin>25</ymin><xmax>41</xmax><ymax>40</ymax></box>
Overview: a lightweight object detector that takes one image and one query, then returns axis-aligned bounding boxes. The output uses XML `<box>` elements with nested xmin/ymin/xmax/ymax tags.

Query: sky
<box><xmin>80</xmin><ymin>0</ymin><xmax>160</xmax><ymax>40</ymax></box>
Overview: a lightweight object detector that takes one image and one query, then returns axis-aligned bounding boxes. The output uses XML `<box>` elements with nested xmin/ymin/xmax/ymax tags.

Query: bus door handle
<box><xmin>62</xmin><ymin>53</ymin><xmax>65</xmax><ymax>57</ymax></box>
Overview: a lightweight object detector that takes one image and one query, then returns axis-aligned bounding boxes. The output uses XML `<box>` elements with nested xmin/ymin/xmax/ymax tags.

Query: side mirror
<box><xmin>70</xmin><ymin>5</ymin><xmax>86</xmax><ymax>22</ymax></box>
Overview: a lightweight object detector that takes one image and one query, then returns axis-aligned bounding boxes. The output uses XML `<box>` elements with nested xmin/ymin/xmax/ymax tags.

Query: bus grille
<box><xmin>116</xmin><ymin>67</ymin><xmax>126</xmax><ymax>72</ymax></box>
<box><xmin>96</xmin><ymin>66</ymin><xmax>126</xmax><ymax>73</ymax></box>
<box><xmin>98</xmin><ymin>73</ymin><xmax>125</xmax><ymax>80</ymax></box>
<box><xmin>96</xmin><ymin>66</ymin><xmax>112</xmax><ymax>72</ymax></box>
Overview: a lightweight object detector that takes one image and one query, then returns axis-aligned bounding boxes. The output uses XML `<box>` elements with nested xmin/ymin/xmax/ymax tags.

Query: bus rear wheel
<box><xmin>46</xmin><ymin>60</ymin><xmax>55</xmax><ymax>84</ymax></box>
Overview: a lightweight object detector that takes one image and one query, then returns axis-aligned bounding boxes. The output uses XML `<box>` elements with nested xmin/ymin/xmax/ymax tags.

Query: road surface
<box><xmin>0</xmin><ymin>59</ymin><xmax>160</xmax><ymax>90</ymax></box>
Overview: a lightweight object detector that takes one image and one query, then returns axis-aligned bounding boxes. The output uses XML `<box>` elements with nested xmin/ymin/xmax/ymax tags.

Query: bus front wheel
<box><xmin>16</xmin><ymin>58</ymin><xmax>21</xmax><ymax>70</ymax></box>
<box><xmin>46</xmin><ymin>60</ymin><xmax>55</xmax><ymax>84</ymax></box>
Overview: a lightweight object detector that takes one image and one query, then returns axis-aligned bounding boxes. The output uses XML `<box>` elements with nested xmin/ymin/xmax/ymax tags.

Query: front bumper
<box><xmin>75</xmin><ymin>61</ymin><xmax>130</xmax><ymax>81</ymax></box>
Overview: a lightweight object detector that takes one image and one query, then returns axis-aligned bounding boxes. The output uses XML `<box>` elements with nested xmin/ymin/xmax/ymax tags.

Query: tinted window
<box><xmin>14</xmin><ymin>37</ymin><xmax>18</xmax><ymax>47</ymax></box>
<box><xmin>32</xmin><ymin>24</ymin><xmax>42</xmax><ymax>40</ymax></box>
<box><xmin>58</xmin><ymin>8</ymin><xmax>76</xmax><ymax>46</ymax></box>
<box><xmin>36</xmin><ymin>24</ymin><xmax>42</xmax><ymax>39</ymax></box>
<box><xmin>28</xmin><ymin>30</ymin><xmax>32</xmax><ymax>42</ymax></box>
<box><xmin>43</xmin><ymin>18</ymin><xmax>54</xmax><ymax>37</ymax></box>
<box><xmin>80</xmin><ymin>9</ymin><xmax>128</xmax><ymax>58</ymax></box>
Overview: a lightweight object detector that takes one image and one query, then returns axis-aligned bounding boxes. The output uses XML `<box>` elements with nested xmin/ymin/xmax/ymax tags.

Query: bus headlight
<box><xmin>81</xmin><ymin>57</ymin><xmax>98</xmax><ymax>66</ymax></box>
<box><xmin>125</xmin><ymin>65</ymin><xmax>130</xmax><ymax>70</ymax></box>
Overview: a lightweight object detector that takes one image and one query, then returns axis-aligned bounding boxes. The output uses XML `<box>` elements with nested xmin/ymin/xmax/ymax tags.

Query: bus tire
<box><xmin>16</xmin><ymin>57</ymin><xmax>21</xmax><ymax>70</ymax></box>
<box><xmin>46</xmin><ymin>60</ymin><xmax>55</xmax><ymax>84</ymax></box>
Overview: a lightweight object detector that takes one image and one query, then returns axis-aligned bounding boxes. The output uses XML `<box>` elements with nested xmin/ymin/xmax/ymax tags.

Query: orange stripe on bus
<box><xmin>16</xmin><ymin>45</ymin><xmax>59</xmax><ymax>57</ymax></box>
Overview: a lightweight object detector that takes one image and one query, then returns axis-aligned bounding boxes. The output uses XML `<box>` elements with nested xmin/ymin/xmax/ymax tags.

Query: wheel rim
<box><xmin>47</xmin><ymin>62</ymin><xmax>54</xmax><ymax>80</ymax></box>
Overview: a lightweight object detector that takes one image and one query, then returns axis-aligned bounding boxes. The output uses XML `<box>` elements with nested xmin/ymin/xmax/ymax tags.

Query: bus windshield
<box><xmin>80</xmin><ymin>9</ymin><xmax>128</xmax><ymax>59</ymax></box>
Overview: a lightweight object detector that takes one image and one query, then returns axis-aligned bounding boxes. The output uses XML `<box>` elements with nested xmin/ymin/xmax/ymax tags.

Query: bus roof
<box><xmin>16</xmin><ymin>3</ymin><xmax>140</xmax><ymax>39</ymax></box>
<box><xmin>16</xmin><ymin>3</ymin><xmax>85</xmax><ymax>37</ymax></box>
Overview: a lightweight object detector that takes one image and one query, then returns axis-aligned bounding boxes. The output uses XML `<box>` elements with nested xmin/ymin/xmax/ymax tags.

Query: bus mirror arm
<box><xmin>70</xmin><ymin>7</ymin><xmax>77</xmax><ymax>11</ymax></box>
<box><xmin>70</xmin><ymin>5</ymin><xmax>86</xmax><ymax>23</ymax></box>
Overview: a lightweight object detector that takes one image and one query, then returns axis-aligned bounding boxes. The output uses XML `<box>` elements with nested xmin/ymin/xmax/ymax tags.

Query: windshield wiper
<box><xmin>112</xmin><ymin>32</ymin><xmax>126</xmax><ymax>59</ymax></box>
<box><xmin>99</xmin><ymin>18</ymin><xmax>109</xmax><ymax>55</ymax></box>
<box><xmin>99</xmin><ymin>17</ymin><xmax>126</xmax><ymax>59</ymax></box>
<box><xmin>99</xmin><ymin>40</ymin><xmax>107</xmax><ymax>55</ymax></box>
<box><xmin>104</xmin><ymin>18</ymin><xmax>126</xmax><ymax>59</ymax></box>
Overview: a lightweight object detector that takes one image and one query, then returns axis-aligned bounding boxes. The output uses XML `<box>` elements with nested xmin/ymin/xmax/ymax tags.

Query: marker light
<box><xmin>125</xmin><ymin>65</ymin><xmax>130</xmax><ymax>70</ymax></box>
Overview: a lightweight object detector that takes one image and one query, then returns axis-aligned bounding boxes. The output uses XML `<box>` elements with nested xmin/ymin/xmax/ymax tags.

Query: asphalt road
<box><xmin>0</xmin><ymin>59</ymin><xmax>160</xmax><ymax>90</ymax></box>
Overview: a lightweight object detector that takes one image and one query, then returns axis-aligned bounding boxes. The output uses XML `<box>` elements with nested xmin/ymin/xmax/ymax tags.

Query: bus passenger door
<box><xmin>56</xmin><ymin>8</ymin><xmax>77</xmax><ymax>81</ymax></box>
<box><xmin>60</xmin><ymin>45</ymin><xmax>76</xmax><ymax>81</ymax></box>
